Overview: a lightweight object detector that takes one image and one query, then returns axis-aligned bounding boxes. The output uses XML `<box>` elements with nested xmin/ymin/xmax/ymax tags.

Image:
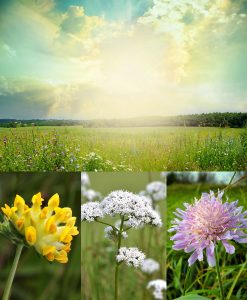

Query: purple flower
<box><xmin>169</xmin><ymin>191</ymin><xmax>247</xmax><ymax>266</ymax></box>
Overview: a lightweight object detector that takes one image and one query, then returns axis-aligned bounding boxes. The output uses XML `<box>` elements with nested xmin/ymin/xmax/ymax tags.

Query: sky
<box><xmin>0</xmin><ymin>0</ymin><xmax>247</xmax><ymax>119</ymax></box>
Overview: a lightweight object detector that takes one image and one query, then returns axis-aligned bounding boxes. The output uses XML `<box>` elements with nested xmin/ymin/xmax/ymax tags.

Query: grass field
<box><xmin>167</xmin><ymin>180</ymin><xmax>247</xmax><ymax>300</ymax></box>
<box><xmin>0</xmin><ymin>126</ymin><xmax>246</xmax><ymax>171</ymax></box>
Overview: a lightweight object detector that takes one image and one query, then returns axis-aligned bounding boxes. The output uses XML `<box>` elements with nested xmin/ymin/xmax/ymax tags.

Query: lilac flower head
<box><xmin>169</xmin><ymin>191</ymin><xmax>247</xmax><ymax>266</ymax></box>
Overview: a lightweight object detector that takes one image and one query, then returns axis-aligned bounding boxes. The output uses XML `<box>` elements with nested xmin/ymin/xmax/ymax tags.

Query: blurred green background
<box><xmin>0</xmin><ymin>173</ymin><xmax>81</xmax><ymax>300</ymax></box>
<box><xmin>166</xmin><ymin>172</ymin><xmax>247</xmax><ymax>300</ymax></box>
<box><xmin>81</xmin><ymin>172</ymin><xmax>167</xmax><ymax>300</ymax></box>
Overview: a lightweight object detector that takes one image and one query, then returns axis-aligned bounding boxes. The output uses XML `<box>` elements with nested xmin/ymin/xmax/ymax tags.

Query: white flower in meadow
<box><xmin>146</xmin><ymin>181</ymin><xmax>167</xmax><ymax>201</ymax></box>
<box><xmin>83</xmin><ymin>189</ymin><xmax>102</xmax><ymax>202</ymax></box>
<box><xmin>104</xmin><ymin>226</ymin><xmax>128</xmax><ymax>240</ymax></box>
<box><xmin>100</xmin><ymin>190</ymin><xmax>162</xmax><ymax>228</ymax></box>
<box><xmin>81</xmin><ymin>172</ymin><xmax>90</xmax><ymax>187</ymax></box>
<box><xmin>141</xmin><ymin>258</ymin><xmax>160</xmax><ymax>274</ymax></box>
<box><xmin>147</xmin><ymin>279</ymin><xmax>167</xmax><ymax>300</ymax></box>
<box><xmin>116</xmin><ymin>247</ymin><xmax>145</xmax><ymax>268</ymax></box>
<box><xmin>81</xmin><ymin>202</ymin><xmax>103</xmax><ymax>222</ymax></box>
<box><xmin>139</xmin><ymin>191</ymin><xmax>153</xmax><ymax>205</ymax></box>
<box><xmin>160</xmin><ymin>172</ymin><xmax>167</xmax><ymax>178</ymax></box>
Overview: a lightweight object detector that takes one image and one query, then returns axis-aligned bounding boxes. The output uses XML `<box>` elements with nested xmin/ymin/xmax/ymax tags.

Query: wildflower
<box><xmin>169</xmin><ymin>191</ymin><xmax>247</xmax><ymax>266</ymax></box>
<box><xmin>146</xmin><ymin>181</ymin><xmax>166</xmax><ymax>201</ymax></box>
<box><xmin>81</xmin><ymin>202</ymin><xmax>103</xmax><ymax>222</ymax></box>
<box><xmin>100</xmin><ymin>190</ymin><xmax>162</xmax><ymax>228</ymax></box>
<box><xmin>116</xmin><ymin>247</ymin><xmax>145</xmax><ymax>268</ymax></box>
<box><xmin>141</xmin><ymin>258</ymin><xmax>160</xmax><ymax>274</ymax></box>
<box><xmin>104</xmin><ymin>226</ymin><xmax>128</xmax><ymax>241</ymax></box>
<box><xmin>83</xmin><ymin>189</ymin><xmax>102</xmax><ymax>202</ymax></box>
<box><xmin>1</xmin><ymin>193</ymin><xmax>79</xmax><ymax>263</ymax></box>
<box><xmin>81</xmin><ymin>172</ymin><xmax>90</xmax><ymax>187</ymax></box>
<box><xmin>147</xmin><ymin>279</ymin><xmax>167</xmax><ymax>300</ymax></box>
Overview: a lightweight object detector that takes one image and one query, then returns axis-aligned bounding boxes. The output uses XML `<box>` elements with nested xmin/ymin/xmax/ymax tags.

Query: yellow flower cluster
<box><xmin>1</xmin><ymin>193</ymin><xmax>79</xmax><ymax>263</ymax></box>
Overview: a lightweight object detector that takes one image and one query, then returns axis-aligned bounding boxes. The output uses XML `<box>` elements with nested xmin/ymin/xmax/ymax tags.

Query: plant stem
<box><xmin>95</xmin><ymin>219</ymin><xmax>118</xmax><ymax>230</ymax></box>
<box><xmin>3</xmin><ymin>244</ymin><xmax>23</xmax><ymax>300</ymax></box>
<box><xmin>115</xmin><ymin>216</ymin><xmax>124</xmax><ymax>300</ymax></box>
<box><xmin>215</xmin><ymin>246</ymin><xmax>224</xmax><ymax>300</ymax></box>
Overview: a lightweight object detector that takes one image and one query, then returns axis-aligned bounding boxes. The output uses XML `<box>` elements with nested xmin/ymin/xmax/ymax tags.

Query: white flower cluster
<box><xmin>100</xmin><ymin>191</ymin><xmax>162</xmax><ymax>228</ymax></box>
<box><xmin>81</xmin><ymin>172</ymin><xmax>90</xmax><ymax>187</ymax></box>
<box><xmin>116</xmin><ymin>247</ymin><xmax>145</xmax><ymax>268</ymax></box>
<box><xmin>83</xmin><ymin>189</ymin><xmax>102</xmax><ymax>202</ymax></box>
<box><xmin>81</xmin><ymin>202</ymin><xmax>103</xmax><ymax>222</ymax></box>
<box><xmin>104</xmin><ymin>226</ymin><xmax>128</xmax><ymax>240</ymax></box>
<box><xmin>147</xmin><ymin>279</ymin><xmax>167</xmax><ymax>300</ymax></box>
<box><xmin>146</xmin><ymin>181</ymin><xmax>166</xmax><ymax>201</ymax></box>
<box><xmin>141</xmin><ymin>258</ymin><xmax>160</xmax><ymax>274</ymax></box>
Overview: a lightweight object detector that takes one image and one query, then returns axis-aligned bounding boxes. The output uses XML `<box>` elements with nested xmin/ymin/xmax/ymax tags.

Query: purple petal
<box><xmin>234</xmin><ymin>237</ymin><xmax>247</xmax><ymax>243</ymax></box>
<box><xmin>197</xmin><ymin>249</ymin><xmax>203</xmax><ymax>261</ymax></box>
<box><xmin>188</xmin><ymin>251</ymin><xmax>199</xmax><ymax>266</ymax></box>
<box><xmin>173</xmin><ymin>241</ymin><xmax>188</xmax><ymax>250</ymax></box>
<box><xmin>171</xmin><ymin>233</ymin><xmax>186</xmax><ymax>241</ymax></box>
<box><xmin>222</xmin><ymin>240</ymin><xmax>235</xmax><ymax>254</ymax></box>
<box><xmin>206</xmin><ymin>242</ymin><xmax>215</xmax><ymax>267</ymax></box>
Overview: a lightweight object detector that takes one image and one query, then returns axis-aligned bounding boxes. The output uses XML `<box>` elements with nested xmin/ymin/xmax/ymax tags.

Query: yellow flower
<box><xmin>1</xmin><ymin>193</ymin><xmax>79</xmax><ymax>263</ymax></box>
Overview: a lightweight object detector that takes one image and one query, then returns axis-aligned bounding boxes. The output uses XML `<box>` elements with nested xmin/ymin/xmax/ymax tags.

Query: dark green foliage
<box><xmin>0</xmin><ymin>112</ymin><xmax>246</xmax><ymax>128</ymax></box>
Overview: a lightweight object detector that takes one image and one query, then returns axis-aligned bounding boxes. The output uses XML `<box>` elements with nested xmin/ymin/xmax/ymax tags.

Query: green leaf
<box><xmin>0</xmin><ymin>212</ymin><xmax>4</xmax><ymax>223</ymax></box>
<box><xmin>174</xmin><ymin>295</ymin><xmax>210</xmax><ymax>300</ymax></box>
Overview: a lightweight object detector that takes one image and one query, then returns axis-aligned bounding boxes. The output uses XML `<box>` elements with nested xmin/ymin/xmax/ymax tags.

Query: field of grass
<box><xmin>81</xmin><ymin>172</ymin><xmax>167</xmax><ymax>300</ymax></box>
<box><xmin>0</xmin><ymin>126</ymin><xmax>246</xmax><ymax>171</ymax></box>
<box><xmin>167</xmin><ymin>181</ymin><xmax>247</xmax><ymax>300</ymax></box>
<box><xmin>0</xmin><ymin>173</ymin><xmax>81</xmax><ymax>300</ymax></box>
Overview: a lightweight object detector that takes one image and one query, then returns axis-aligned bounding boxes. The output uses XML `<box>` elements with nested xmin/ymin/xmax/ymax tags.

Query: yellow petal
<box><xmin>25</xmin><ymin>226</ymin><xmax>37</xmax><ymax>246</ymax></box>
<box><xmin>40</xmin><ymin>207</ymin><xmax>48</xmax><ymax>219</ymax></box>
<box><xmin>32</xmin><ymin>192</ymin><xmax>43</xmax><ymax>208</ymax></box>
<box><xmin>45</xmin><ymin>217</ymin><xmax>57</xmax><ymax>234</ymax></box>
<box><xmin>48</xmin><ymin>194</ymin><xmax>60</xmax><ymax>208</ymax></box>
<box><xmin>46</xmin><ymin>252</ymin><xmax>55</xmax><ymax>262</ymax></box>
<box><xmin>55</xmin><ymin>250</ymin><xmax>68</xmax><ymax>264</ymax></box>
<box><xmin>16</xmin><ymin>218</ymin><xmax>25</xmax><ymax>230</ymax></box>
<box><xmin>1</xmin><ymin>204</ymin><xmax>12</xmax><ymax>218</ymax></box>
<box><xmin>66</xmin><ymin>217</ymin><xmax>76</xmax><ymax>227</ymax></box>
<box><xmin>42</xmin><ymin>245</ymin><xmax>56</xmax><ymax>256</ymax></box>
<box><xmin>14</xmin><ymin>195</ymin><xmax>25</xmax><ymax>208</ymax></box>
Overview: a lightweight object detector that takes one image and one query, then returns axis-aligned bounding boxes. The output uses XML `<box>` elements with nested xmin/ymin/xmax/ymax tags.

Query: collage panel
<box><xmin>0</xmin><ymin>173</ymin><xmax>81</xmax><ymax>300</ymax></box>
<box><xmin>166</xmin><ymin>172</ymin><xmax>247</xmax><ymax>300</ymax></box>
<box><xmin>81</xmin><ymin>172</ymin><xmax>167</xmax><ymax>300</ymax></box>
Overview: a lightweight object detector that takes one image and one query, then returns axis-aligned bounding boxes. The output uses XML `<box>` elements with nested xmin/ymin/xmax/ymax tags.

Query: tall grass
<box><xmin>0</xmin><ymin>126</ymin><xmax>246</xmax><ymax>171</ymax></box>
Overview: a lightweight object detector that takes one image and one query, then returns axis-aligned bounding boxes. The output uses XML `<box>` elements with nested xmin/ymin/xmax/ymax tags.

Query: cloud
<box><xmin>0</xmin><ymin>0</ymin><xmax>246</xmax><ymax>119</ymax></box>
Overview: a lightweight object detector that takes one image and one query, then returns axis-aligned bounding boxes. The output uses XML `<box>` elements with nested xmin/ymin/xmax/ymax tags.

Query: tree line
<box><xmin>0</xmin><ymin>112</ymin><xmax>246</xmax><ymax>128</ymax></box>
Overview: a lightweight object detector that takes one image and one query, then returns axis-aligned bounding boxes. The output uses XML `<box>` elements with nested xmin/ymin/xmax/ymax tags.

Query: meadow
<box><xmin>0</xmin><ymin>126</ymin><xmax>246</xmax><ymax>171</ymax></box>
<box><xmin>167</xmin><ymin>180</ymin><xmax>247</xmax><ymax>300</ymax></box>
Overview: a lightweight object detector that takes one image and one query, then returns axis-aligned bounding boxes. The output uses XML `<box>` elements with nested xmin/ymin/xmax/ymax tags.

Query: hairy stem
<box><xmin>215</xmin><ymin>246</ymin><xmax>224</xmax><ymax>300</ymax></box>
<box><xmin>3</xmin><ymin>244</ymin><xmax>23</xmax><ymax>300</ymax></box>
<box><xmin>115</xmin><ymin>216</ymin><xmax>124</xmax><ymax>300</ymax></box>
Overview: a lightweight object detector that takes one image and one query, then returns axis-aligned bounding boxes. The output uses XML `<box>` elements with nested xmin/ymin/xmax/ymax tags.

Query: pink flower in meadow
<box><xmin>169</xmin><ymin>191</ymin><xmax>247</xmax><ymax>266</ymax></box>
